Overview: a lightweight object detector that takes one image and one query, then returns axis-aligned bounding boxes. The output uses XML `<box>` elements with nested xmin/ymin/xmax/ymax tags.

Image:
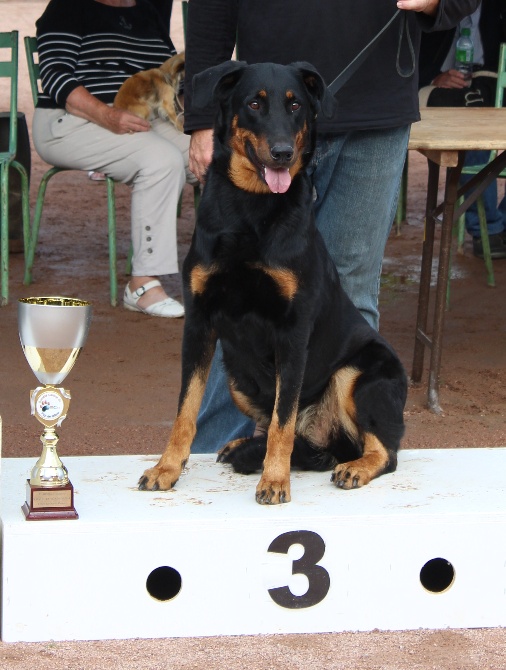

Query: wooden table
<box><xmin>407</xmin><ymin>108</ymin><xmax>506</xmax><ymax>413</ymax></box>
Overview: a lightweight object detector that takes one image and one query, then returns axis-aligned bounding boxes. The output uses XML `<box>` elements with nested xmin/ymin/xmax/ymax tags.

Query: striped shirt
<box><xmin>36</xmin><ymin>0</ymin><xmax>176</xmax><ymax>108</ymax></box>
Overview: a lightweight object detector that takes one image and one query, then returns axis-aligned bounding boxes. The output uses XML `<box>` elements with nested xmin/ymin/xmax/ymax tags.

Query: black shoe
<box><xmin>472</xmin><ymin>233</ymin><xmax>506</xmax><ymax>259</ymax></box>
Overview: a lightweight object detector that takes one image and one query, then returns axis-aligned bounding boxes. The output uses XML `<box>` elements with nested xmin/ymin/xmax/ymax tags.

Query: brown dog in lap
<box><xmin>113</xmin><ymin>51</ymin><xmax>185</xmax><ymax>130</ymax></box>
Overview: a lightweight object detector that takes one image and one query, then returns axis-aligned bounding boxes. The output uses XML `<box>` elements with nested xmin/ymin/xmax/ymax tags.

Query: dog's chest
<box><xmin>189</xmin><ymin>261</ymin><xmax>298</xmax><ymax>321</ymax></box>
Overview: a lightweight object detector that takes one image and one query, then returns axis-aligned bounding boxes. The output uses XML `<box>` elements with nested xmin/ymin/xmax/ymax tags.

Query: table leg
<box><xmin>426</xmin><ymin>155</ymin><xmax>464</xmax><ymax>414</ymax></box>
<box><xmin>411</xmin><ymin>159</ymin><xmax>440</xmax><ymax>383</ymax></box>
<box><xmin>410</xmin><ymin>144</ymin><xmax>506</xmax><ymax>415</ymax></box>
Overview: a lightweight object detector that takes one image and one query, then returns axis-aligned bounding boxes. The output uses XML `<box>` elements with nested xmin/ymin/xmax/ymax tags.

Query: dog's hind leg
<box><xmin>158</xmin><ymin>87</ymin><xmax>182</xmax><ymax>130</ymax></box>
<box><xmin>330</xmin><ymin>432</ymin><xmax>397</xmax><ymax>489</ymax></box>
<box><xmin>220</xmin><ymin>434</ymin><xmax>336</xmax><ymax>474</ymax></box>
<box><xmin>218</xmin><ymin>436</ymin><xmax>267</xmax><ymax>474</ymax></box>
<box><xmin>113</xmin><ymin>74</ymin><xmax>154</xmax><ymax>120</ymax></box>
<box><xmin>124</xmin><ymin>102</ymin><xmax>152</xmax><ymax>120</ymax></box>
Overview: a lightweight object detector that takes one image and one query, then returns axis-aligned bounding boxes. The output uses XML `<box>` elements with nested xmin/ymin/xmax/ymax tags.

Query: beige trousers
<box><xmin>33</xmin><ymin>108</ymin><xmax>195</xmax><ymax>277</ymax></box>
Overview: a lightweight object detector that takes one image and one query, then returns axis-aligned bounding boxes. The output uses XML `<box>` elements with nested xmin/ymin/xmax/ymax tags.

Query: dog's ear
<box><xmin>290</xmin><ymin>61</ymin><xmax>337</xmax><ymax>119</ymax></box>
<box><xmin>192</xmin><ymin>60</ymin><xmax>248</xmax><ymax>109</ymax></box>
<box><xmin>160</xmin><ymin>52</ymin><xmax>186</xmax><ymax>80</ymax></box>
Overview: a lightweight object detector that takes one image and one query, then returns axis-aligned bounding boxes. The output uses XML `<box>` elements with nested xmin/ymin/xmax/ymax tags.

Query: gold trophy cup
<box><xmin>18</xmin><ymin>297</ymin><xmax>92</xmax><ymax>520</ymax></box>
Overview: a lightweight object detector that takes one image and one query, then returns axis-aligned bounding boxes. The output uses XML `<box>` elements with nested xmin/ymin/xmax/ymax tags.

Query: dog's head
<box><xmin>159</xmin><ymin>51</ymin><xmax>185</xmax><ymax>86</ymax></box>
<box><xmin>192</xmin><ymin>61</ymin><xmax>336</xmax><ymax>194</ymax></box>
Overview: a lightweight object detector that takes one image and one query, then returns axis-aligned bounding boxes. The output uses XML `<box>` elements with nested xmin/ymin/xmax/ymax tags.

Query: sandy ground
<box><xmin>1</xmin><ymin>1</ymin><xmax>506</xmax><ymax>668</ymax></box>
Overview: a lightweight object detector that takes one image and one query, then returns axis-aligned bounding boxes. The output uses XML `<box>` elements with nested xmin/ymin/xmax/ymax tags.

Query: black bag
<box><xmin>425</xmin><ymin>74</ymin><xmax>499</xmax><ymax>108</ymax></box>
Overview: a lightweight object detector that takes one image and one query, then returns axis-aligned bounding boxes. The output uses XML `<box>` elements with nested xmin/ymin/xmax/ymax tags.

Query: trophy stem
<box><xmin>30</xmin><ymin>427</ymin><xmax>69</xmax><ymax>487</ymax></box>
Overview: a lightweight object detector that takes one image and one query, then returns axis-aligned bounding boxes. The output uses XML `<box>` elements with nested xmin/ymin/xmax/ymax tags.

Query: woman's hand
<box><xmin>65</xmin><ymin>86</ymin><xmax>150</xmax><ymax>134</ymax></box>
<box><xmin>102</xmin><ymin>106</ymin><xmax>151</xmax><ymax>134</ymax></box>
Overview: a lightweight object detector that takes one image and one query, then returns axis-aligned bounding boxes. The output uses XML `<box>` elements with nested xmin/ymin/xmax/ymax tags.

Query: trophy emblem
<box><xmin>18</xmin><ymin>297</ymin><xmax>92</xmax><ymax>520</ymax></box>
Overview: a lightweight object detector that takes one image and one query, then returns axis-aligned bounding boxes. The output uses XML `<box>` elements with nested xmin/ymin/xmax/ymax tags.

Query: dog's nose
<box><xmin>270</xmin><ymin>145</ymin><xmax>294</xmax><ymax>163</ymax></box>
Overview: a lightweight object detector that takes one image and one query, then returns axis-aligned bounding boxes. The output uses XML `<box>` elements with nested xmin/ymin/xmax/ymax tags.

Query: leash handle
<box><xmin>328</xmin><ymin>9</ymin><xmax>413</xmax><ymax>96</ymax></box>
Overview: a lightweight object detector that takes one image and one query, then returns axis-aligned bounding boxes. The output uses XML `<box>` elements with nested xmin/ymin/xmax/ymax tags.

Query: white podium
<box><xmin>1</xmin><ymin>449</ymin><xmax>506</xmax><ymax>642</ymax></box>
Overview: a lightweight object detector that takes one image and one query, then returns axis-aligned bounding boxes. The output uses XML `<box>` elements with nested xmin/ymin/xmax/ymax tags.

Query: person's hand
<box><xmin>397</xmin><ymin>0</ymin><xmax>439</xmax><ymax>16</ymax></box>
<box><xmin>431</xmin><ymin>69</ymin><xmax>470</xmax><ymax>89</ymax></box>
<box><xmin>103</xmin><ymin>107</ymin><xmax>151</xmax><ymax>135</ymax></box>
<box><xmin>65</xmin><ymin>86</ymin><xmax>151</xmax><ymax>134</ymax></box>
<box><xmin>189</xmin><ymin>129</ymin><xmax>214</xmax><ymax>183</ymax></box>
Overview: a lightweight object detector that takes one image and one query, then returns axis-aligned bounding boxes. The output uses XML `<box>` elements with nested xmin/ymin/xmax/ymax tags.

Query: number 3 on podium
<box><xmin>267</xmin><ymin>530</ymin><xmax>330</xmax><ymax>609</ymax></box>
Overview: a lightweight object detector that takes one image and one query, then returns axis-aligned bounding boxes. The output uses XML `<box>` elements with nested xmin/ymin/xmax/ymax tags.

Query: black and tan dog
<box><xmin>138</xmin><ymin>60</ymin><xmax>407</xmax><ymax>504</ymax></box>
<box><xmin>113</xmin><ymin>52</ymin><xmax>185</xmax><ymax>130</ymax></box>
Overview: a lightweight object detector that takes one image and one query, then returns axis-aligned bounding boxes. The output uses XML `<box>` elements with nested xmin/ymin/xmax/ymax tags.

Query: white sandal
<box><xmin>88</xmin><ymin>171</ymin><xmax>107</xmax><ymax>182</ymax></box>
<box><xmin>124</xmin><ymin>280</ymin><xmax>184</xmax><ymax>318</ymax></box>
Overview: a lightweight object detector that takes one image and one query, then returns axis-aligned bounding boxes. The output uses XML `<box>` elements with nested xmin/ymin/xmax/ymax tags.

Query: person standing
<box><xmin>182</xmin><ymin>0</ymin><xmax>481</xmax><ymax>452</ymax></box>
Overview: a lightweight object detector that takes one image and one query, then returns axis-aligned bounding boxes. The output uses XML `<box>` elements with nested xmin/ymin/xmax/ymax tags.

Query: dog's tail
<box><xmin>219</xmin><ymin>435</ymin><xmax>337</xmax><ymax>474</ymax></box>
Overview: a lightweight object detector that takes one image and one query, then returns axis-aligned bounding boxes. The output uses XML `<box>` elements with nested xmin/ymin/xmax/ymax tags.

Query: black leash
<box><xmin>327</xmin><ymin>9</ymin><xmax>415</xmax><ymax>96</ymax></box>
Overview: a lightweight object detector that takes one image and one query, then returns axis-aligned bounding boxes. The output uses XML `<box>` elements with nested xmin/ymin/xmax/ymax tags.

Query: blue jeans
<box><xmin>462</xmin><ymin>150</ymin><xmax>506</xmax><ymax>238</ymax></box>
<box><xmin>191</xmin><ymin>126</ymin><xmax>410</xmax><ymax>454</ymax></box>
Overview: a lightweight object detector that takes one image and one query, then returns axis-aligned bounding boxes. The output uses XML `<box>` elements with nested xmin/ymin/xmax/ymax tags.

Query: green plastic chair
<box><xmin>23</xmin><ymin>36</ymin><xmax>120</xmax><ymax>306</ymax></box>
<box><xmin>456</xmin><ymin>42</ymin><xmax>506</xmax><ymax>289</ymax></box>
<box><xmin>182</xmin><ymin>0</ymin><xmax>189</xmax><ymax>36</ymax></box>
<box><xmin>0</xmin><ymin>31</ymin><xmax>30</xmax><ymax>306</ymax></box>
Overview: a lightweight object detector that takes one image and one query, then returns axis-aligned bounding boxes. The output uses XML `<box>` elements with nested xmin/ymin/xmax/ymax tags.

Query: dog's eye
<box><xmin>248</xmin><ymin>100</ymin><xmax>260</xmax><ymax>110</ymax></box>
<box><xmin>291</xmin><ymin>101</ymin><xmax>301</xmax><ymax>112</ymax></box>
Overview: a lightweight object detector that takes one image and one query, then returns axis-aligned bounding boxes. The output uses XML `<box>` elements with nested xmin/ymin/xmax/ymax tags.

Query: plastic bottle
<box><xmin>455</xmin><ymin>27</ymin><xmax>474</xmax><ymax>82</ymax></box>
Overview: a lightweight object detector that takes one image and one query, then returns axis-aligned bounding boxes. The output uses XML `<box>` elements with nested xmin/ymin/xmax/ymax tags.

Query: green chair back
<box><xmin>24</xmin><ymin>36</ymin><xmax>41</xmax><ymax>106</ymax></box>
<box><xmin>495</xmin><ymin>43</ymin><xmax>506</xmax><ymax>107</ymax></box>
<box><xmin>182</xmin><ymin>0</ymin><xmax>189</xmax><ymax>38</ymax></box>
<box><xmin>0</xmin><ymin>31</ymin><xmax>19</xmax><ymax>160</ymax></box>
<box><xmin>0</xmin><ymin>30</ymin><xmax>30</xmax><ymax>305</ymax></box>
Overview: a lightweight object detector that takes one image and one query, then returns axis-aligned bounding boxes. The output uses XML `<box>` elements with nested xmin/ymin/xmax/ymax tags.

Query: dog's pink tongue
<box><xmin>264</xmin><ymin>167</ymin><xmax>291</xmax><ymax>193</ymax></box>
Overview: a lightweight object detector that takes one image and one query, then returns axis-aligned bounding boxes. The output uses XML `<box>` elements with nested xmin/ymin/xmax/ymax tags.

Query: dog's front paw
<box><xmin>331</xmin><ymin>461</ymin><xmax>373</xmax><ymax>490</ymax></box>
<box><xmin>255</xmin><ymin>475</ymin><xmax>291</xmax><ymax>505</ymax></box>
<box><xmin>138</xmin><ymin>463</ymin><xmax>185</xmax><ymax>491</ymax></box>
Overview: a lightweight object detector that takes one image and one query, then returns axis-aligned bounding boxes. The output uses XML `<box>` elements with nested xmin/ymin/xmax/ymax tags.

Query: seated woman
<box><xmin>33</xmin><ymin>0</ymin><xmax>196</xmax><ymax>317</ymax></box>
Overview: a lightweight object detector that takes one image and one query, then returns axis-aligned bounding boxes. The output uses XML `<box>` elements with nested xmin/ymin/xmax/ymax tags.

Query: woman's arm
<box><xmin>65</xmin><ymin>86</ymin><xmax>150</xmax><ymax>135</ymax></box>
<box><xmin>36</xmin><ymin>0</ymin><xmax>86</xmax><ymax>107</ymax></box>
<box><xmin>183</xmin><ymin>0</ymin><xmax>238</xmax><ymax>180</ymax></box>
<box><xmin>183</xmin><ymin>0</ymin><xmax>238</xmax><ymax>133</ymax></box>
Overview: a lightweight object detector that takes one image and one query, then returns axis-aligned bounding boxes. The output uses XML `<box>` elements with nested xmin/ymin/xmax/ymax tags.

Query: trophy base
<box><xmin>22</xmin><ymin>479</ymin><xmax>78</xmax><ymax>520</ymax></box>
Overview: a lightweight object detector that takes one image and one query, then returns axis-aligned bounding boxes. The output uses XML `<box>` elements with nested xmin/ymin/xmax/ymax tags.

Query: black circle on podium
<box><xmin>146</xmin><ymin>566</ymin><xmax>182</xmax><ymax>601</ymax></box>
<box><xmin>420</xmin><ymin>558</ymin><xmax>455</xmax><ymax>593</ymax></box>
